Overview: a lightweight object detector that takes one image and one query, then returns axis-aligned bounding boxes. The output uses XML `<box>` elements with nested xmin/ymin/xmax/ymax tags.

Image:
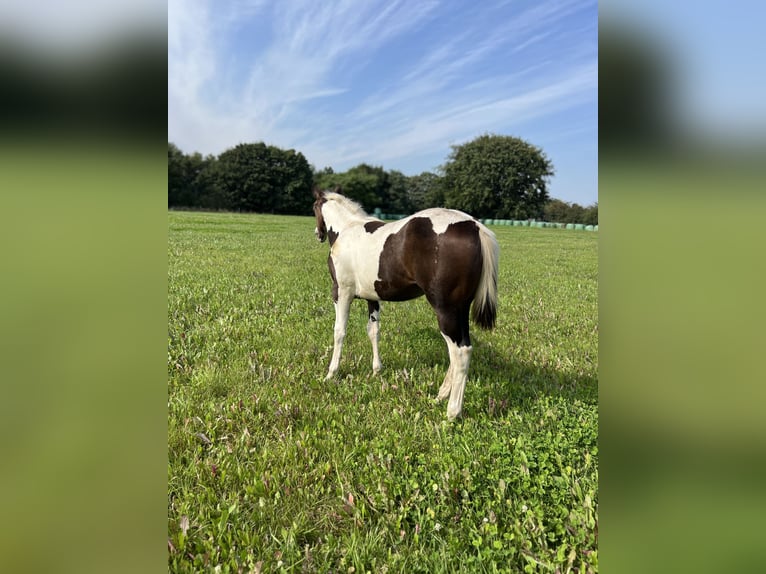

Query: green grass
<box><xmin>168</xmin><ymin>211</ymin><xmax>598</xmax><ymax>573</ymax></box>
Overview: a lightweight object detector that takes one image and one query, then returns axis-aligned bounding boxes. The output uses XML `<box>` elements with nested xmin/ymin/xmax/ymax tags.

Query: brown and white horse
<box><xmin>312</xmin><ymin>187</ymin><xmax>499</xmax><ymax>420</ymax></box>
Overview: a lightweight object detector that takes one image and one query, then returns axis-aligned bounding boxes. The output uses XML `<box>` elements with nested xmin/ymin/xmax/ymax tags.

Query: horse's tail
<box><xmin>472</xmin><ymin>223</ymin><xmax>499</xmax><ymax>330</ymax></box>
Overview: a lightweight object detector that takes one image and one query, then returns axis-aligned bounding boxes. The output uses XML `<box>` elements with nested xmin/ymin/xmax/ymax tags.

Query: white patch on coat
<box><xmin>404</xmin><ymin>208</ymin><xmax>477</xmax><ymax>235</ymax></box>
<box><xmin>440</xmin><ymin>332</ymin><xmax>472</xmax><ymax>420</ymax></box>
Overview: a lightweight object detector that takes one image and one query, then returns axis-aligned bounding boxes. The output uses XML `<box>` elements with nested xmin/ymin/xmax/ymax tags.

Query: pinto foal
<box><xmin>312</xmin><ymin>187</ymin><xmax>499</xmax><ymax>420</ymax></box>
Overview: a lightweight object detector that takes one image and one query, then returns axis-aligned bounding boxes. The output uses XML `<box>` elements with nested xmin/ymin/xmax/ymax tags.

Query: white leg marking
<box><xmin>367</xmin><ymin>307</ymin><xmax>382</xmax><ymax>374</ymax></box>
<box><xmin>446</xmin><ymin>345</ymin><xmax>472</xmax><ymax>421</ymax></box>
<box><xmin>437</xmin><ymin>333</ymin><xmax>457</xmax><ymax>400</ymax></box>
<box><xmin>327</xmin><ymin>292</ymin><xmax>352</xmax><ymax>379</ymax></box>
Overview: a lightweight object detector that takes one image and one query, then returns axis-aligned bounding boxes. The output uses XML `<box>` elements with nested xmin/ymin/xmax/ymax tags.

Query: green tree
<box><xmin>217</xmin><ymin>142</ymin><xmax>313</xmax><ymax>214</ymax></box>
<box><xmin>168</xmin><ymin>142</ymin><xmax>192</xmax><ymax>207</ymax></box>
<box><xmin>543</xmin><ymin>199</ymin><xmax>571</xmax><ymax>223</ymax></box>
<box><xmin>407</xmin><ymin>171</ymin><xmax>444</xmax><ymax>211</ymax></box>
<box><xmin>568</xmin><ymin>203</ymin><xmax>586</xmax><ymax>224</ymax></box>
<box><xmin>168</xmin><ymin>144</ymin><xmax>228</xmax><ymax>210</ymax></box>
<box><xmin>313</xmin><ymin>163</ymin><xmax>391</xmax><ymax>212</ymax></box>
<box><xmin>386</xmin><ymin>170</ymin><xmax>411</xmax><ymax>214</ymax></box>
<box><xmin>583</xmin><ymin>202</ymin><xmax>598</xmax><ymax>225</ymax></box>
<box><xmin>314</xmin><ymin>166</ymin><xmax>334</xmax><ymax>178</ymax></box>
<box><xmin>542</xmin><ymin>198</ymin><xmax>598</xmax><ymax>224</ymax></box>
<box><xmin>270</xmin><ymin>148</ymin><xmax>314</xmax><ymax>214</ymax></box>
<box><xmin>442</xmin><ymin>134</ymin><xmax>553</xmax><ymax>219</ymax></box>
<box><xmin>344</xmin><ymin>164</ymin><xmax>390</xmax><ymax>211</ymax></box>
<box><xmin>191</xmin><ymin>155</ymin><xmax>227</xmax><ymax>210</ymax></box>
<box><xmin>312</xmin><ymin>167</ymin><xmax>337</xmax><ymax>194</ymax></box>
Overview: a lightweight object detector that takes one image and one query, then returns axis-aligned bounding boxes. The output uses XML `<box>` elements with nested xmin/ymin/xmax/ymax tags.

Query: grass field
<box><xmin>168</xmin><ymin>211</ymin><xmax>598</xmax><ymax>573</ymax></box>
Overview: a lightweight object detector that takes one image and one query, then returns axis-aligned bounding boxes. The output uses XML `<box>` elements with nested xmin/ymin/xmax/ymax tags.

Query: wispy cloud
<box><xmin>316</xmin><ymin>62</ymin><xmax>597</xmax><ymax>169</ymax></box>
<box><xmin>296</xmin><ymin>0</ymin><xmax>596</xmax><ymax>171</ymax></box>
<box><xmin>350</xmin><ymin>0</ymin><xmax>592</xmax><ymax>119</ymax></box>
<box><xmin>169</xmin><ymin>0</ymin><xmax>441</xmax><ymax>153</ymax></box>
<box><xmin>169</xmin><ymin>0</ymin><xmax>597</xmax><ymax>199</ymax></box>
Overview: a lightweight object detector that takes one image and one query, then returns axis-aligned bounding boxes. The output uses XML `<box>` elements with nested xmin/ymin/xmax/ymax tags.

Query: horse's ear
<box><xmin>312</xmin><ymin>186</ymin><xmax>323</xmax><ymax>199</ymax></box>
<box><xmin>333</xmin><ymin>185</ymin><xmax>342</xmax><ymax>194</ymax></box>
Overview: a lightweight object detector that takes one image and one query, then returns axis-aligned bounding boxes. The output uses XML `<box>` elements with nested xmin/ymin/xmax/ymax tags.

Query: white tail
<box><xmin>472</xmin><ymin>223</ymin><xmax>499</xmax><ymax>329</ymax></box>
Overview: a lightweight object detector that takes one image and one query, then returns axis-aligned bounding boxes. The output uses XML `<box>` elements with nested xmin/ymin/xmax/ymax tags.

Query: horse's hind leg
<box><xmin>437</xmin><ymin>336</ymin><xmax>456</xmax><ymax>400</ymax></box>
<box><xmin>446</xmin><ymin>343</ymin><xmax>471</xmax><ymax>420</ymax></box>
<box><xmin>434</xmin><ymin>304</ymin><xmax>472</xmax><ymax>420</ymax></box>
<box><xmin>366</xmin><ymin>300</ymin><xmax>382</xmax><ymax>374</ymax></box>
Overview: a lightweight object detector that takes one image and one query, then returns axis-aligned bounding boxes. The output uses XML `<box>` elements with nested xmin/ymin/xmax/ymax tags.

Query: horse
<box><xmin>312</xmin><ymin>186</ymin><xmax>499</xmax><ymax>420</ymax></box>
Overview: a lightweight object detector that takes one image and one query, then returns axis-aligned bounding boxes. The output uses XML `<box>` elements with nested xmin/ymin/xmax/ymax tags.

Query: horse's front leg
<box><xmin>326</xmin><ymin>290</ymin><xmax>353</xmax><ymax>379</ymax></box>
<box><xmin>366</xmin><ymin>300</ymin><xmax>382</xmax><ymax>374</ymax></box>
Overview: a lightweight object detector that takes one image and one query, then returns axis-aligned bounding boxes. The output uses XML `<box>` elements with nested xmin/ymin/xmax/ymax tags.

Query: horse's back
<box><xmin>406</xmin><ymin>208</ymin><xmax>475</xmax><ymax>233</ymax></box>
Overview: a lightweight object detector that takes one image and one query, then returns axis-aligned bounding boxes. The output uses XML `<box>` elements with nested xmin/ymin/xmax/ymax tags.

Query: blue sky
<box><xmin>169</xmin><ymin>0</ymin><xmax>598</xmax><ymax>205</ymax></box>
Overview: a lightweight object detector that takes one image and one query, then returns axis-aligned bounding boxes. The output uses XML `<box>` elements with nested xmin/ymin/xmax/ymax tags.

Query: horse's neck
<box><xmin>324</xmin><ymin>202</ymin><xmax>366</xmax><ymax>233</ymax></box>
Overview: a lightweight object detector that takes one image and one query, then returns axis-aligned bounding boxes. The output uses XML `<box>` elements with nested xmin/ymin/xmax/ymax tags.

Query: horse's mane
<box><xmin>324</xmin><ymin>191</ymin><xmax>369</xmax><ymax>218</ymax></box>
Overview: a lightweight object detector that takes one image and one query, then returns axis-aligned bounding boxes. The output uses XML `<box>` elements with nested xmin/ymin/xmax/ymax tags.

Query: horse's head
<box><xmin>313</xmin><ymin>186</ymin><xmax>345</xmax><ymax>243</ymax></box>
<box><xmin>312</xmin><ymin>187</ymin><xmax>328</xmax><ymax>242</ymax></box>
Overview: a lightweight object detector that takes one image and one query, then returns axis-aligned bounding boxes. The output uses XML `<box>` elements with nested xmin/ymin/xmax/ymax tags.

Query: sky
<box><xmin>1</xmin><ymin>1</ymin><xmax>763</xmax><ymax>207</ymax></box>
<box><xmin>169</xmin><ymin>0</ymin><xmax>598</xmax><ymax>205</ymax></box>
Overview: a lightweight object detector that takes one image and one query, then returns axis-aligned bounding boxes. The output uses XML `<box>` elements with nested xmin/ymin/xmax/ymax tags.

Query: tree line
<box><xmin>169</xmin><ymin>134</ymin><xmax>597</xmax><ymax>223</ymax></box>
<box><xmin>543</xmin><ymin>199</ymin><xmax>598</xmax><ymax>226</ymax></box>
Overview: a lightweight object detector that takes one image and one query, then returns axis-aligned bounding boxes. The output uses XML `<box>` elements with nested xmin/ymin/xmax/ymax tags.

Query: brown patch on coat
<box><xmin>374</xmin><ymin>217</ymin><xmax>482</xmax><ymax>345</ymax></box>
<box><xmin>367</xmin><ymin>300</ymin><xmax>380</xmax><ymax>321</ymax></box>
<box><xmin>364</xmin><ymin>221</ymin><xmax>386</xmax><ymax>234</ymax></box>
<box><xmin>373</xmin><ymin>217</ymin><xmax>431</xmax><ymax>301</ymax></box>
